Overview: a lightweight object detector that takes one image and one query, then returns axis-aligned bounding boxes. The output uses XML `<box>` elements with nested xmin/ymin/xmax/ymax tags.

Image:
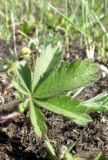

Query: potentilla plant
<box><xmin>10</xmin><ymin>43</ymin><xmax>108</xmax><ymax>137</ymax></box>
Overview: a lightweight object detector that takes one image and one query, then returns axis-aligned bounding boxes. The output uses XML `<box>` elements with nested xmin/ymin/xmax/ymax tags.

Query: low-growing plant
<box><xmin>0</xmin><ymin>43</ymin><xmax>108</xmax><ymax>137</ymax></box>
<box><xmin>45</xmin><ymin>136</ymin><xmax>103</xmax><ymax>160</ymax></box>
<box><xmin>45</xmin><ymin>136</ymin><xmax>75</xmax><ymax>160</ymax></box>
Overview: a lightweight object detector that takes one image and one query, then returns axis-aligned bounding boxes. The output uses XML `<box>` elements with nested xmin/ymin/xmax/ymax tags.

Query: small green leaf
<box><xmin>21</xmin><ymin>20</ymin><xmax>29</xmax><ymax>33</ymax></box>
<box><xmin>45</xmin><ymin>137</ymin><xmax>57</xmax><ymax>158</ymax></box>
<box><xmin>35</xmin><ymin>96</ymin><xmax>92</xmax><ymax>125</ymax></box>
<box><xmin>32</xmin><ymin>44</ymin><xmax>62</xmax><ymax>91</ymax></box>
<box><xmin>82</xmin><ymin>93</ymin><xmax>108</xmax><ymax>112</ymax></box>
<box><xmin>65</xmin><ymin>152</ymin><xmax>74</xmax><ymax>160</ymax></box>
<box><xmin>13</xmin><ymin>92</ymin><xmax>21</xmax><ymax>99</ymax></box>
<box><xmin>30</xmin><ymin>100</ymin><xmax>47</xmax><ymax>137</ymax></box>
<box><xmin>18</xmin><ymin>99</ymin><xmax>29</xmax><ymax>113</ymax></box>
<box><xmin>35</xmin><ymin>59</ymin><xmax>99</xmax><ymax>99</ymax></box>
<box><xmin>14</xmin><ymin>61</ymin><xmax>31</xmax><ymax>92</ymax></box>
<box><xmin>45</xmin><ymin>136</ymin><xmax>61</xmax><ymax>160</ymax></box>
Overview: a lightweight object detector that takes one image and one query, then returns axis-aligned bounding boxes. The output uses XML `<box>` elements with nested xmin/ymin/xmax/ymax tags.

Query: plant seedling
<box><xmin>45</xmin><ymin>135</ymin><xmax>75</xmax><ymax>160</ymax></box>
<box><xmin>3</xmin><ymin>43</ymin><xmax>107</xmax><ymax>137</ymax></box>
<box><xmin>45</xmin><ymin>136</ymin><xmax>103</xmax><ymax>160</ymax></box>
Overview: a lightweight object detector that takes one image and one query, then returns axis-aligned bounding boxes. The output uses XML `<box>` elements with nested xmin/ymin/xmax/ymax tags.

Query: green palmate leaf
<box><xmin>14</xmin><ymin>61</ymin><xmax>31</xmax><ymax>92</ymax></box>
<box><xmin>82</xmin><ymin>92</ymin><xmax>108</xmax><ymax>112</ymax></box>
<box><xmin>32</xmin><ymin>44</ymin><xmax>62</xmax><ymax>91</ymax></box>
<box><xmin>30</xmin><ymin>100</ymin><xmax>47</xmax><ymax>137</ymax></box>
<box><xmin>35</xmin><ymin>96</ymin><xmax>92</xmax><ymax>125</ymax></box>
<box><xmin>34</xmin><ymin>59</ymin><xmax>99</xmax><ymax>99</ymax></box>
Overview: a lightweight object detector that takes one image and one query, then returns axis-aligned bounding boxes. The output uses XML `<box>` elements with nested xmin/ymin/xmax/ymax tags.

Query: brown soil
<box><xmin>0</xmin><ymin>40</ymin><xmax>108</xmax><ymax>160</ymax></box>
